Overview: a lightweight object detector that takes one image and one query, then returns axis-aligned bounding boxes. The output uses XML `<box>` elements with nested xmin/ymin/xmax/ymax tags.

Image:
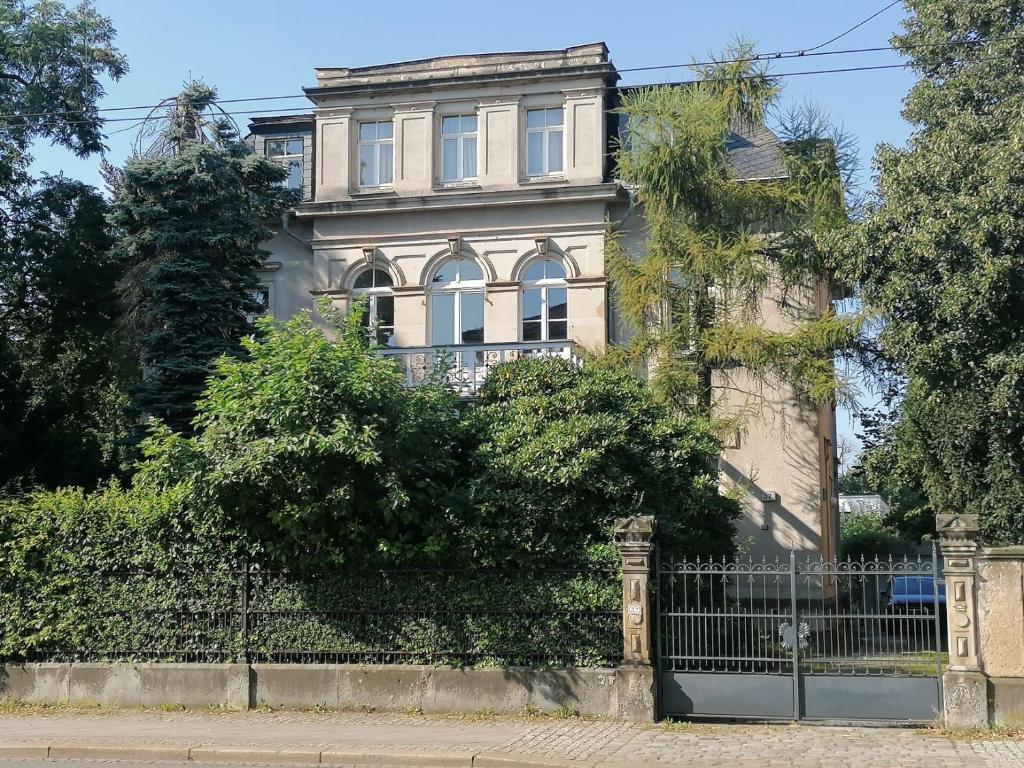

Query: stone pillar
<box><xmin>614</xmin><ymin>516</ymin><xmax>655</xmax><ymax>666</ymax></box>
<box><xmin>937</xmin><ymin>513</ymin><xmax>989</xmax><ymax>728</ymax></box>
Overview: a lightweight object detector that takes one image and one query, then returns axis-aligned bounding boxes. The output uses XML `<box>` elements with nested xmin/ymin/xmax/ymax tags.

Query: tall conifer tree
<box><xmin>606</xmin><ymin>42</ymin><xmax>857</xmax><ymax>428</ymax></box>
<box><xmin>111</xmin><ymin>83</ymin><xmax>294</xmax><ymax>433</ymax></box>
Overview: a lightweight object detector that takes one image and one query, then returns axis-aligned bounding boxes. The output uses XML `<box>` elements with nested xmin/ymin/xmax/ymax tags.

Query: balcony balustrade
<box><xmin>378</xmin><ymin>341</ymin><xmax>573</xmax><ymax>397</ymax></box>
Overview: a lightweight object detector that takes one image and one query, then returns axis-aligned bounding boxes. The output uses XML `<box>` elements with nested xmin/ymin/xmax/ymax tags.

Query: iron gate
<box><xmin>657</xmin><ymin>548</ymin><xmax>945</xmax><ymax>722</ymax></box>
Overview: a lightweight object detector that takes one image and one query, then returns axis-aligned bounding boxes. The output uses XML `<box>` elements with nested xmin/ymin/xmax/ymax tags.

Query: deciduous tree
<box><xmin>844</xmin><ymin>1</ymin><xmax>1024</xmax><ymax>543</ymax></box>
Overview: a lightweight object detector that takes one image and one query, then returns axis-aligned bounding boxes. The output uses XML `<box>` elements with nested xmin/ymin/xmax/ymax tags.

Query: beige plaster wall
<box><xmin>977</xmin><ymin>549</ymin><xmax>1024</xmax><ymax>678</ymax></box>
<box><xmin>305</xmin><ymin>200</ymin><xmax>610</xmax><ymax>351</ymax></box>
<box><xmin>610</xmin><ymin>204</ymin><xmax>835</xmax><ymax>560</ymax></box>
<box><xmin>310</xmin><ymin>77</ymin><xmax>607</xmax><ymax>201</ymax></box>
<box><xmin>258</xmin><ymin>220</ymin><xmax>316</xmax><ymax>322</ymax></box>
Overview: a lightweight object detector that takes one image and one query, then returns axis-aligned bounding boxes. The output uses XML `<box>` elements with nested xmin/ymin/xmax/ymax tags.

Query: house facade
<box><xmin>247</xmin><ymin>42</ymin><xmax>839</xmax><ymax>562</ymax></box>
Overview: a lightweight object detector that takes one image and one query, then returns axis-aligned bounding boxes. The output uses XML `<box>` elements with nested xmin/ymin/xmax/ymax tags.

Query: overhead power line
<box><xmin>0</xmin><ymin>50</ymin><xmax>1012</xmax><ymax>130</ymax></box>
<box><xmin>2</xmin><ymin>35</ymin><xmax>1015</xmax><ymax>123</ymax></box>
<box><xmin>1</xmin><ymin>33</ymin><xmax>1020</xmax><ymax>124</ymax></box>
<box><xmin>786</xmin><ymin>1</ymin><xmax>902</xmax><ymax>54</ymax></box>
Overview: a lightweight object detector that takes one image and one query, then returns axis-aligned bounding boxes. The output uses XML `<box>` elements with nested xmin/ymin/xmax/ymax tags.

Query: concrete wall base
<box><xmin>942</xmin><ymin>670</ymin><xmax>989</xmax><ymax>729</ymax></box>
<box><xmin>990</xmin><ymin>676</ymin><xmax>1024</xmax><ymax>727</ymax></box>
<box><xmin>0</xmin><ymin>663</ymin><xmax>655</xmax><ymax>723</ymax></box>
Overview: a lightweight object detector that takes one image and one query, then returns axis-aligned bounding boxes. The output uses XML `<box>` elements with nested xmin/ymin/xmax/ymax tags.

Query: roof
<box><xmin>725</xmin><ymin>123</ymin><xmax>788</xmax><ymax>181</ymax></box>
<box><xmin>248</xmin><ymin>114</ymin><xmax>314</xmax><ymax>135</ymax></box>
<box><xmin>614</xmin><ymin>111</ymin><xmax>789</xmax><ymax>182</ymax></box>
<box><xmin>305</xmin><ymin>43</ymin><xmax>617</xmax><ymax>97</ymax></box>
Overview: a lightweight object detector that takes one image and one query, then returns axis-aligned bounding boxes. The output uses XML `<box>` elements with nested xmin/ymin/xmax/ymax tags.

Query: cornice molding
<box><xmin>295</xmin><ymin>183</ymin><xmax>623</xmax><ymax>219</ymax></box>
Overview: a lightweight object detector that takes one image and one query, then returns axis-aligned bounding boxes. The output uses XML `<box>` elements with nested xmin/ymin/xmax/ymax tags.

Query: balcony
<box><xmin>378</xmin><ymin>341</ymin><xmax>574</xmax><ymax>397</ymax></box>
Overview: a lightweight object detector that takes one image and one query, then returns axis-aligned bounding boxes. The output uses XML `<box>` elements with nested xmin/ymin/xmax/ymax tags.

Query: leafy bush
<box><xmin>0</xmin><ymin>482</ymin><xmax>241</xmax><ymax>659</ymax></box>
<box><xmin>137</xmin><ymin>306</ymin><xmax>468</xmax><ymax>567</ymax></box>
<box><xmin>839</xmin><ymin>512</ymin><xmax>912</xmax><ymax>561</ymax></box>
<box><xmin>0</xmin><ymin>314</ymin><xmax>742</xmax><ymax>664</ymax></box>
<box><xmin>467</xmin><ymin>357</ymin><xmax>739</xmax><ymax>562</ymax></box>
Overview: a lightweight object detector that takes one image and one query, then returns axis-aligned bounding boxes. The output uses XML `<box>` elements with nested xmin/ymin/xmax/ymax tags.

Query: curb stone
<box><xmin>320</xmin><ymin>749</ymin><xmax>476</xmax><ymax>767</ymax></box>
<box><xmin>0</xmin><ymin>743</ymin><xmax>609</xmax><ymax>768</ymax></box>
<box><xmin>47</xmin><ymin>745</ymin><xmax>192</xmax><ymax>761</ymax></box>
<box><xmin>0</xmin><ymin>746</ymin><xmax>49</xmax><ymax>760</ymax></box>
<box><xmin>189</xmin><ymin>747</ymin><xmax>322</xmax><ymax>764</ymax></box>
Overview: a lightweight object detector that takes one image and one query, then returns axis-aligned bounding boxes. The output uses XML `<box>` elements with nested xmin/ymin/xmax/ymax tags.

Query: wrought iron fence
<box><xmin>13</xmin><ymin>567</ymin><xmax>621</xmax><ymax>668</ymax></box>
<box><xmin>656</xmin><ymin>548</ymin><xmax>945</xmax><ymax>678</ymax></box>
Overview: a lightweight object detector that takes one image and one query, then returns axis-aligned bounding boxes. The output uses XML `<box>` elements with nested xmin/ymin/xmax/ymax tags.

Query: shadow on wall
<box><xmin>719</xmin><ymin>433</ymin><xmax>821</xmax><ymax>558</ymax></box>
<box><xmin>502</xmin><ymin>666</ymin><xmax>582</xmax><ymax>710</ymax></box>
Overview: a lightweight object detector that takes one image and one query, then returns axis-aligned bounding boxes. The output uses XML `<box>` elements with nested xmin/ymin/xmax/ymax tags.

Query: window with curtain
<box><xmin>526</xmin><ymin>107</ymin><xmax>564</xmax><ymax>176</ymax></box>
<box><xmin>358</xmin><ymin>121</ymin><xmax>394</xmax><ymax>188</ymax></box>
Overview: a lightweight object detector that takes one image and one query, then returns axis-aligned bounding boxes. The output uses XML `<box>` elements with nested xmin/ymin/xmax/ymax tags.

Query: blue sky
<box><xmin>30</xmin><ymin>0</ymin><xmax>917</xmax><ymax>460</ymax></box>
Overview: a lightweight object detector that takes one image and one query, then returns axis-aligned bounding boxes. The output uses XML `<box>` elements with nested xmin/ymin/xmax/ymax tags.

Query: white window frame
<box><xmin>245</xmin><ymin>284</ymin><xmax>273</xmax><ymax>325</ymax></box>
<box><xmin>265</xmin><ymin>136</ymin><xmax>304</xmax><ymax>191</ymax></box>
<box><xmin>520</xmin><ymin>258</ymin><xmax>568</xmax><ymax>342</ymax></box>
<box><xmin>357</xmin><ymin>120</ymin><xmax>394</xmax><ymax>189</ymax></box>
<box><xmin>440</xmin><ymin>114</ymin><xmax>478</xmax><ymax>183</ymax></box>
<box><xmin>352</xmin><ymin>268</ymin><xmax>395</xmax><ymax>346</ymax></box>
<box><xmin>525</xmin><ymin>107</ymin><xmax>565</xmax><ymax>178</ymax></box>
<box><xmin>428</xmin><ymin>258</ymin><xmax>486</xmax><ymax>346</ymax></box>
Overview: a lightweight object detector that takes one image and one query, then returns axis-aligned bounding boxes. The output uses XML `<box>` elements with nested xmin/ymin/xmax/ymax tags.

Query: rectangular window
<box><xmin>431</xmin><ymin>291</ymin><xmax>485</xmax><ymax>345</ymax></box>
<box><xmin>521</xmin><ymin>286</ymin><xmax>567</xmax><ymax>341</ymax></box>
<box><xmin>460</xmin><ymin>291</ymin><xmax>484</xmax><ymax>344</ymax></box>
<box><xmin>265</xmin><ymin>136</ymin><xmax>304</xmax><ymax>191</ymax></box>
<box><xmin>245</xmin><ymin>286</ymin><xmax>271</xmax><ymax>325</ymax></box>
<box><xmin>441</xmin><ymin>114</ymin><xmax>478</xmax><ymax>182</ymax></box>
<box><xmin>431</xmin><ymin>292</ymin><xmax>456</xmax><ymax>346</ymax></box>
<box><xmin>526</xmin><ymin>107</ymin><xmax>564</xmax><ymax>176</ymax></box>
<box><xmin>358</xmin><ymin>120</ymin><xmax>394</xmax><ymax>188</ymax></box>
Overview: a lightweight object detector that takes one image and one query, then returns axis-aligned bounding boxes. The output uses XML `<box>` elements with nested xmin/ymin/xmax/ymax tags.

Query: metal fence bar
<box><xmin>656</xmin><ymin>552</ymin><xmax>946</xmax><ymax>677</ymax></box>
<box><xmin>8</xmin><ymin>568</ymin><xmax>622</xmax><ymax>668</ymax></box>
<box><xmin>789</xmin><ymin>550</ymin><xmax>800</xmax><ymax>720</ymax></box>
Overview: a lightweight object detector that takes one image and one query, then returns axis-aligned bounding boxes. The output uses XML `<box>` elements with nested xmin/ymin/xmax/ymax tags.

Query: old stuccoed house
<box><xmin>246</xmin><ymin>42</ymin><xmax>840</xmax><ymax>563</ymax></box>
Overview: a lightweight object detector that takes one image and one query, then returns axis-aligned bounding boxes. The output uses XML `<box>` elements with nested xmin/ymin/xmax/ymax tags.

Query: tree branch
<box><xmin>0</xmin><ymin>71</ymin><xmax>31</xmax><ymax>87</ymax></box>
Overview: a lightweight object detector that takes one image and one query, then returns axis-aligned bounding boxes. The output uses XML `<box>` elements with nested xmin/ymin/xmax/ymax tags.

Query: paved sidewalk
<box><xmin>0</xmin><ymin>710</ymin><xmax>1022</xmax><ymax>767</ymax></box>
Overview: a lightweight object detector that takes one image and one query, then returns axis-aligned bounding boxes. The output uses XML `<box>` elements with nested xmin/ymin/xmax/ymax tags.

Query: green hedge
<box><xmin>0</xmin><ymin>486</ymin><xmax>621</xmax><ymax>667</ymax></box>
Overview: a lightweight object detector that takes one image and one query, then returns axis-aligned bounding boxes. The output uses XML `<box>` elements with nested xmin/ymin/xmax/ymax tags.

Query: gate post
<box><xmin>613</xmin><ymin>516</ymin><xmax>655</xmax><ymax>665</ymax></box>
<box><xmin>936</xmin><ymin>513</ymin><xmax>988</xmax><ymax>728</ymax></box>
<box><xmin>613</xmin><ymin>516</ymin><xmax>656</xmax><ymax>723</ymax></box>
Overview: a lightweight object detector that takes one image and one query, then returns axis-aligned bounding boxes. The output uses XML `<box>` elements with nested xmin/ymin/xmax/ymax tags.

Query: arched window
<box><xmin>521</xmin><ymin>258</ymin><xmax>567</xmax><ymax>341</ymax></box>
<box><xmin>352</xmin><ymin>268</ymin><xmax>395</xmax><ymax>346</ymax></box>
<box><xmin>429</xmin><ymin>258</ymin><xmax>485</xmax><ymax>345</ymax></box>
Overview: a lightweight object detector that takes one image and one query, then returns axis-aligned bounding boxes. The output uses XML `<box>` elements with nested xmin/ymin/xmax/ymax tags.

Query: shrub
<box><xmin>466</xmin><ymin>357</ymin><xmax>739</xmax><ymax>563</ymax></box>
<box><xmin>839</xmin><ymin>512</ymin><xmax>911</xmax><ymax>561</ymax></box>
<box><xmin>137</xmin><ymin>306</ymin><xmax>468</xmax><ymax>567</ymax></box>
<box><xmin>0</xmin><ymin>482</ymin><xmax>241</xmax><ymax>659</ymax></box>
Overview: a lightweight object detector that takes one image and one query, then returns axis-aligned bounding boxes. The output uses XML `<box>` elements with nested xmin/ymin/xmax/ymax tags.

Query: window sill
<box><xmin>434</xmin><ymin>181</ymin><xmax>482</xmax><ymax>192</ymax></box>
<box><xmin>521</xmin><ymin>175</ymin><xmax>567</xmax><ymax>185</ymax></box>
<box><xmin>351</xmin><ymin>186</ymin><xmax>396</xmax><ymax>197</ymax></box>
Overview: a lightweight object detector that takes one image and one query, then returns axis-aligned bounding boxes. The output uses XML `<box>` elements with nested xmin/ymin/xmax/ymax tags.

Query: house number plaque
<box><xmin>627</xmin><ymin>600</ymin><xmax>643</xmax><ymax>625</ymax></box>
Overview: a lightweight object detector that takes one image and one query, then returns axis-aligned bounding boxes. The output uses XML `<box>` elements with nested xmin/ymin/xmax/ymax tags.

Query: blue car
<box><xmin>885</xmin><ymin>575</ymin><xmax>946</xmax><ymax>614</ymax></box>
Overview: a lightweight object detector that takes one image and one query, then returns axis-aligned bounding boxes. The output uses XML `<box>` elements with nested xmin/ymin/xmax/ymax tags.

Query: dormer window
<box><xmin>358</xmin><ymin>120</ymin><xmax>394</xmax><ymax>188</ymax></box>
<box><xmin>441</xmin><ymin>114</ymin><xmax>477</xmax><ymax>183</ymax></box>
<box><xmin>266</xmin><ymin>137</ymin><xmax>304</xmax><ymax>190</ymax></box>
<box><xmin>526</xmin><ymin>108</ymin><xmax>564</xmax><ymax>176</ymax></box>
